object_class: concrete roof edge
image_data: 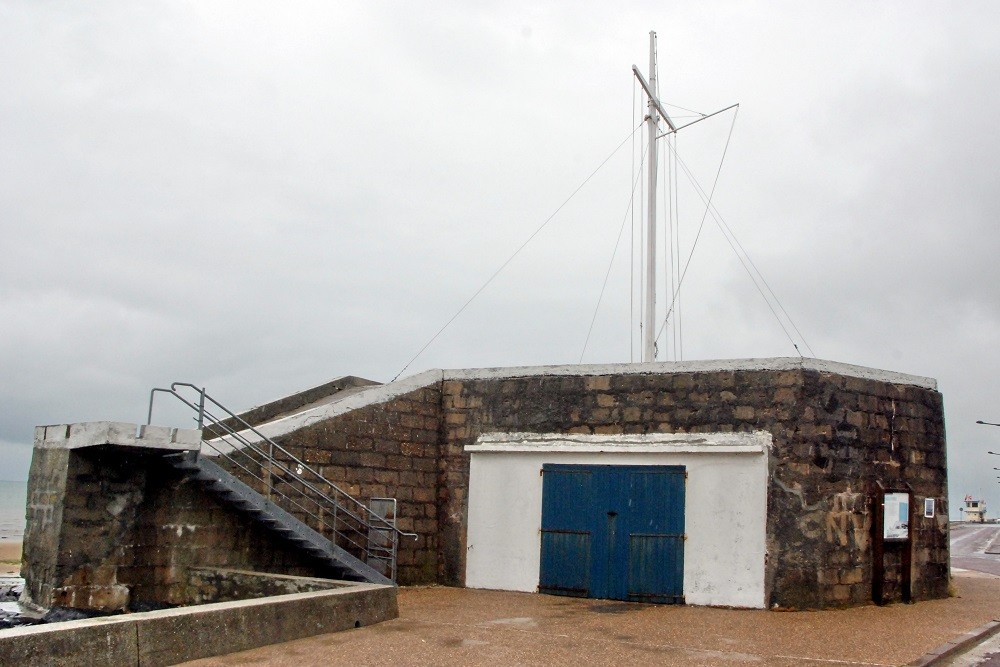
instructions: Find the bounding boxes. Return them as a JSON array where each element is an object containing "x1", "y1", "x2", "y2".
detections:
[
  {"x1": 468, "y1": 430, "x2": 772, "y2": 454},
  {"x1": 435, "y1": 357, "x2": 938, "y2": 390},
  {"x1": 246, "y1": 369, "x2": 444, "y2": 441},
  {"x1": 33, "y1": 421, "x2": 201, "y2": 450},
  {"x1": 235, "y1": 357, "x2": 936, "y2": 442}
]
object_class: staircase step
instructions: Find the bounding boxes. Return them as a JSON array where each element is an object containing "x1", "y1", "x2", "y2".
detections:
[{"x1": 172, "y1": 453, "x2": 393, "y2": 586}]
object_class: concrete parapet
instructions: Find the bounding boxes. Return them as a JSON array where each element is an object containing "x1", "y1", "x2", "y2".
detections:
[
  {"x1": 34, "y1": 422, "x2": 201, "y2": 451},
  {"x1": 0, "y1": 582, "x2": 396, "y2": 667},
  {"x1": 0, "y1": 615, "x2": 137, "y2": 667}
]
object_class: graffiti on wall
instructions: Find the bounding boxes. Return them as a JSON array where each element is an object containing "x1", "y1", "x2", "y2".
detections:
[{"x1": 826, "y1": 487, "x2": 871, "y2": 551}]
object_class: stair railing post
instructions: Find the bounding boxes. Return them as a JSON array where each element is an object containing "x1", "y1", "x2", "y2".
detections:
[
  {"x1": 196, "y1": 387, "x2": 206, "y2": 430},
  {"x1": 391, "y1": 527, "x2": 399, "y2": 582},
  {"x1": 268, "y1": 441, "x2": 274, "y2": 499}
]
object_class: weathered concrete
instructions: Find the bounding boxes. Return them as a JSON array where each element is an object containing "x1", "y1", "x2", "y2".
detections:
[
  {"x1": 34, "y1": 422, "x2": 201, "y2": 451},
  {"x1": 22, "y1": 445, "x2": 345, "y2": 612},
  {"x1": 0, "y1": 582, "x2": 396, "y2": 667},
  {"x1": 184, "y1": 567, "x2": 349, "y2": 604},
  {"x1": 22, "y1": 423, "x2": 204, "y2": 610},
  {"x1": 211, "y1": 375, "x2": 381, "y2": 432},
  {"x1": 0, "y1": 615, "x2": 137, "y2": 666},
  {"x1": 136, "y1": 583, "x2": 396, "y2": 666}
]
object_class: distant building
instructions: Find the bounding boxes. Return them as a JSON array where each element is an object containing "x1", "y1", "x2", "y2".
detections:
[{"x1": 963, "y1": 495, "x2": 987, "y2": 522}]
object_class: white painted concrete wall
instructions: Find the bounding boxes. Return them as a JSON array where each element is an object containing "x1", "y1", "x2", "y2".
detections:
[{"x1": 465, "y1": 432, "x2": 770, "y2": 608}]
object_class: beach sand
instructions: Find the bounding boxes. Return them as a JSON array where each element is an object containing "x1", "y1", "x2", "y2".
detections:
[{"x1": 0, "y1": 540, "x2": 22, "y2": 575}]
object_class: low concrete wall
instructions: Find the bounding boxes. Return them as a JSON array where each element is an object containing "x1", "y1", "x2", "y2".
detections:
[
  {"x1": 0, "y1": 582, "x2": 396, "y2": 667},
  {"x1": 184, "y1": 567, "x2": 349, "y2": 604}
]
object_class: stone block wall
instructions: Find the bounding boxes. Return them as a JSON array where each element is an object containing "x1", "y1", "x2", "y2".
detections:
[
  {"x1": 246, "y1": 362, "x2": 946, "y2": 607},
  {"x1": 22, "y1": 446, "x2": 73, "y2": 608},
  {"x1": 23, "y1": 445, "x2": 342, "y2": 612},
  {"x1": 122, "y1": 455, "x2": 342, "y2": 606},
  {"x1": 433, "y1": 366, "x2": 947, "y2": 608},
  {"x1": 263, "y1": 384, "x2": 442, "y2": 584},
  {"x1": 25, "y1": 359, "x2": 947, "y2": 611}
]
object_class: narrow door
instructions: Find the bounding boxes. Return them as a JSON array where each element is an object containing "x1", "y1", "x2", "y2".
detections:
[
  {"x1": 623, "y1": 467, "x2": 685, "y2": 603},
  {"x1": 539, "y1": 466, "x2": 593, "y2": 596}
]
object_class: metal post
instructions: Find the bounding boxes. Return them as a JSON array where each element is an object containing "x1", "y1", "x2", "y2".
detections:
[
  {"x1": 643, "y1": 30, "x2": 658, "y2": 363},
  {"x1": 196, "y1": 387, "x2": 206, "y2": 430}
]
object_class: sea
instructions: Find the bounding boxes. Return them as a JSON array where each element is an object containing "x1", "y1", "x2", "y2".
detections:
[
  {"x1": 0, "y1": 480, "x2": 27, "y2": 542},
  {"x1": 0, "y1": 481, "x2": 27, "y2": 621}
]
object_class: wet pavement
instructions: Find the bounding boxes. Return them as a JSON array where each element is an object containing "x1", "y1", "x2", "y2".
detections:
[
  {"x1": 935, "y1": 524, "x2": 1000, "y2": 666},
  {"x1": 947, "y1": 631, "x2": 1000, "y2": 667},
  {"x1": 952, "y1": 524, "x2": 1000, "y2": 577},
  {"x1": 180, "y1": 569, "x2": 1000, "y2": 667}
]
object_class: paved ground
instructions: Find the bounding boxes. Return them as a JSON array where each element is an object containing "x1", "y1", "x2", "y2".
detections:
[
  {"x1": 937, "y1": 524, "x2": 1000, "y2": 666},
  {"x1": 952, "y1": 524, "x2": 1000, "y2": 577},
  {"x1": 948, "y1": 631, "x2": 1000, "y2": 667},
  {"x1": 181, "y1": 569, "x2": 1000, "y2": 667}
]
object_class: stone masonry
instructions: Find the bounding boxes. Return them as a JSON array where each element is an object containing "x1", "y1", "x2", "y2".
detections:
[
  {"x1": 24, "y1": 358, "x2": 948, "y2": 611},
  {"x1": 256, "y1": 359, "x2": 948, "y2": 608},
  {"x1": 23, "y1": 426, "x2": 343, "y2": 612}
]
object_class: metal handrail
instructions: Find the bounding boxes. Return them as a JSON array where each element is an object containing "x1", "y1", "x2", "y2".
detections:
[
  {"x1": 173, "y1": 383, "x2": 400, "y2": 532},
  {"x1": 148, "y1": 383, "x2": 417, "y2": 579}
]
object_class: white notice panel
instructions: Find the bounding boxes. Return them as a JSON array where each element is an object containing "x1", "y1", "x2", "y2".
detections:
[{"x1": 884, "y1": 492, "x2": 910, "y2": 541}]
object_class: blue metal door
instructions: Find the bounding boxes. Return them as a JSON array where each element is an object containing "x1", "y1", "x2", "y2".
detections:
[{"x1": 539, "y1": 464, "x2": 685, "y2": 604}]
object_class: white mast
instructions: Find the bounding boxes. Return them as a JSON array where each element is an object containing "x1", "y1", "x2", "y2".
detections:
[
  {"x1": 642, "y1": 31, "x2": 658, "y2": 363},
  {"x1": 632, "y1": 39, "x2": 732, "y2": 364}
]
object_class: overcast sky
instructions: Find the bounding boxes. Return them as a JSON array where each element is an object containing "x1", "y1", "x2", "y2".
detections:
[{"x1": 2, "y1": 1, "x2": 1000, "y2": 518}]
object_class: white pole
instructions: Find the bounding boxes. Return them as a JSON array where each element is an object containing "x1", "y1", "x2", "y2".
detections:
[{"x1": 643, "y1": 31, "x2": 658, "y2": 363}]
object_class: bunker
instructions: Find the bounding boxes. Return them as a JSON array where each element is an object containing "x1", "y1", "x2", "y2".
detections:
[{"x1": 21, "y1": 357, "x2": 947, "y2": 615}]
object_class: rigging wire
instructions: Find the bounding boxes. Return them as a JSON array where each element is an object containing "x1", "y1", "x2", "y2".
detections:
[
  {"x1": 707, "y1": 201, "x2": 816, "y2": 358},
  {"x1": 580, "y1": 144, "x2": 647, "y2": 363},
  {"x1": 654, "y1": 107, "x2": 814, "y2": 357},
  {"x1": 638, "y1": 116, "x2": 646, "y2": 359},
  {"x1": 663, "y1": 131, "x2": 673, "y2": 360},
  {"x1": 663, "y1": 102, "x2": 708, "y2": 117},
  {"x1": 630, "y1": 77, "x2": 637, "y2": 363},
  {"x1": 654, "y1": 106, "x2": 737, "y2": 343},
  {"x1": 392, "y1": 123, "x2": 644, "y2": 382},
  {"x1": 674, "y1": 131, "x2": 683, "y2": 359}
]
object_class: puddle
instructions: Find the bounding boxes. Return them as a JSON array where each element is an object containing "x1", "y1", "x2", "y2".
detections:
[
  {"x1": 484, "y1": 616, "x2": 538, "y2": 628},
  {"x1": 588, "y1": 602, "x2": 648, "y2": 614}
]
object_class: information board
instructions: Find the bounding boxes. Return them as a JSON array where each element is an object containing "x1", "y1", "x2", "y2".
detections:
[{"x1": 883, "y1": 492, "x2": 910, "y2": 541}]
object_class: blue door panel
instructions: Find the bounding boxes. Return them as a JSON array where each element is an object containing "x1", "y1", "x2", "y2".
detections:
[
  {"x1": 539, "y1": 531, "x2": 591, "y2": 596},
  {"x1": 624, "y1": 467, "x2": 685, "y2": 602},
  {"x1": 627, "y1": 534, "x2": 685, "y2": 603},
  {"x1": 539, "y1": 464, "x2": 685, "y2": 604},
  {"x1": 539, "y1": 467, "x2": 592, "y2": 596}
]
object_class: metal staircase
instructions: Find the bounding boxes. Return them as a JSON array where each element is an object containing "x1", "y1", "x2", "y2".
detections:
[{"x1": 149, "y1": 382, "x2": 416, "y2": 585}]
